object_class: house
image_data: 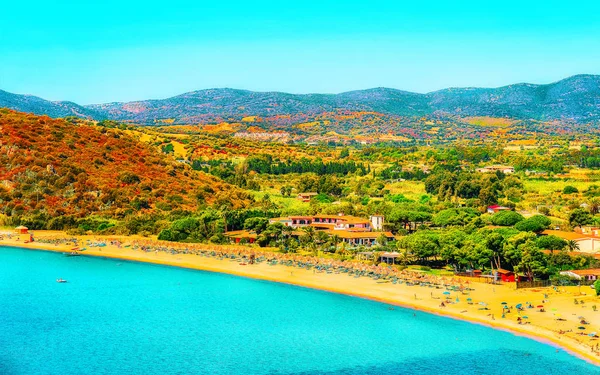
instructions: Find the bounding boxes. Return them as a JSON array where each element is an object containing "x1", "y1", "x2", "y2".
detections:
[
  {"x1": 560, "y1": 269, "x2": 600, "y2": 281},
  {"x1": 487, "y1": 205, "x2": 511, "y2": 214},
  {"x1": 476, "y1": 165, "x2": 515, "y2": 174},
  {"x1": 542, "y1": 230, "x2": 600, "y2": 254},
  {"x1": 265, "y1": 214, "x2": 392, "y2": 247},
  {"x1": 496, "y1": 268, "x2": 515, "y2": 282},
  {"x1": 370, "y1": 215, "x2": 384, "y2": 231},
  {"x1": 224, "y1": 230, "x2": 257, "y2": 244},
  {"x1": 269, "y1": 214, "x2": 375, "y2": 231},
  {"x1": 14, "y1": 226, "x2": 28, "y2": 234},
  {"x1": 297, "y1": 192, "x2": 318, "y2": 202},
  {"x1": 326, "y1": 230, "x2": 395, "y2": 247}
]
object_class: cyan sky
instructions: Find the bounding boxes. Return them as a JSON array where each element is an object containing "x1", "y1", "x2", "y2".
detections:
[{"x1": 2, "y1": 0, "x2": 599, "y2": 104}]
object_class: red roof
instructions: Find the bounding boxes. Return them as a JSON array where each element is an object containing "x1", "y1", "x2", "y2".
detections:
[{"x1": 496, "y1": 268, "x2": 513, "y2": 275}]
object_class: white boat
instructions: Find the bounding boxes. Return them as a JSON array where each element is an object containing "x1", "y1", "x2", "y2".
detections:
[{"x1": 56, "y1": 278, "x2": 67, "y2": 283}]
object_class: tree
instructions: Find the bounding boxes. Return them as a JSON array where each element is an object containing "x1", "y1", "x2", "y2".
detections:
[
  {"x1": 490, "y1": 210, "x2": 524, "y2": 226},
  {"x1": 569, "y1": 208, "x2": 593, "y2": 229},
  {"x1": 595, "y1": 279, "x2": 600, "y2": 296},
  {"x1": 432, "y1": 208, "x2": 478, "y2": 227},
  {"x1": 566, "y1": 239, "x2": 580, "y2": 252},
  {"x1": 502, "y1": 232, "x2": 536, "y2": 269},
  {"x1": 330, "y1": 234, "x2": 341, "y2": 253},
  {"x1": 438, "y1": 229, "x2": 467, "y2": 266},
  {"x1": 517, "y1": 241, "x2": 548, "y2": 280},
  {"x1": 244, "y1": 217, "x2": 269, "y2": 234},
  {"x1": 315, "y1": 231, "x2": 330, "y2": 254},
  {"x1": 536, "y1": 235, "x2": 567, "y2": 253},
  {"x1": 562, "y1": 185, "x2": 579, "y2": 194},
  {"x1": 401, "y1": 231, "x2": 440, "y2": 261},
  {"x1": 376, "y1": 233, "x2": 389, "y2": 248},
  {"x1": 515, "y1": 215, "x2": 551, "y2": 233},
  {"x1": 300, "y1": 226, "x2": 317, "y2": 253}
]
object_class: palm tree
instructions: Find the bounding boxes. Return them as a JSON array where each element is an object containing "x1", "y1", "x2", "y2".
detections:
[
  {"x1": 330, "y1": 234, "x2": 341, "y2": 253},
  {"x1": 337, "y1": 241, "x2": 348, "y2": 256},
  {"x1": 566, "y1": 239, "x2": 580, "y2": 252},
  {"x1": 315, "y1": 231, "x2": 330, "y2": 254},
  {"x1": 396, "y1": 241, "x2": 416, "y2": 266},
  {"x1": 300, "y1": 226, "x2": 317, "y2": 253}
]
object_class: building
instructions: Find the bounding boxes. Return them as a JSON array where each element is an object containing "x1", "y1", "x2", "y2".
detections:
[
  {"x1": 370, "y1": 215, "x2": 384, "y2": 231},
  {"x1": 270, "y1": 214, "x2": 374, "y2": 231},
  {"x1": 476, "y1": 165, "x2": 515, "y2": 174},
  {"x1": 14, "y1": 226, "x2": 28, "y2": 234},
  {"x1": 496, "y1": 268, "x2": 515, "y2": 282},
  {"x1": 324, "y1": 230, "x2": 395, "y2": 247},
  {"x1": 267, "y1": 214, "x2": 392, "y2": 247},
  {"x1": 560, "y1": 269, "x2": 600, "y2": 281},
  {"x1": 297, "y1": 192, "x2": 318, "y2": 202},
  {"x1": 487, "y1": 205, "x2": 511, "y2": 214},
  {"x1": 224, "y1": 230, "x2": 257, "y2": 244},
  {"x1": 542, "y1": 230, "x2": 600, "y2": 254}
]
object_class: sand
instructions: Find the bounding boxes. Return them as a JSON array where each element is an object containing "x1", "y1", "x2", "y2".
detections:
[{"x1": 2, "y1": 231, "x2": 600, "y2": 366}]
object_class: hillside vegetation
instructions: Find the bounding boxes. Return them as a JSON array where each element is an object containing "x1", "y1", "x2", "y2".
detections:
[{"x1": 0, "y1": 110, "x2": 251, "y2": 230}]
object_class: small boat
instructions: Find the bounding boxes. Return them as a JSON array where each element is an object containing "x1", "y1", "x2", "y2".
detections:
[{"x1": 56, "y1": 278, "x2": 67, "y2": 283}]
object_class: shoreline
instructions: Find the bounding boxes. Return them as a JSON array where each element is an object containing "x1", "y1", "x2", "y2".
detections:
[{"x1": 2, "y1": 236, "x2": 600, "y2": 366}]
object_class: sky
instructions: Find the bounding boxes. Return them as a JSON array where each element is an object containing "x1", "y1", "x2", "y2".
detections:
[{"x1": 1, "y1": 0, "x2": 600, "y2": 104}]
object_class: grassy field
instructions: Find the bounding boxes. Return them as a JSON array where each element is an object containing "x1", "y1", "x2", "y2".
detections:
[
  {"x1": 523, "y1": 179, "x2": 597, "y2": 195},
  {"x1": 252, "y1": 190, "x2": 310, "y2": 214},
  {"x1": 385, "y1": 180, "x2": 428, "y2": 201}
]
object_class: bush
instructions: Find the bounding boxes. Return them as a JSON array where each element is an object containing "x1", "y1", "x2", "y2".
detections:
[{"x1": 563, "y1": 185, "x2": 579, "y2": 194}]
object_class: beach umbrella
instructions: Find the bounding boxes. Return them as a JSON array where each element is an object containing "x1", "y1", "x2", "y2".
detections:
[
  {"x1": 578, "y1": 326, "x2": 586, "y2": 330},
  {"x1": 537, "y1": 305, "x2": 544, "y2": 308},
  {"x1": 551, "y1": 308, "x2": 558, "y2": 312},
  {"x1": 589, "y1": 332, "x2": 597, "y2": 337},
  {"x1": 516, "y1": 303, "x2": 523, "y2": 309},
  {"x1": 467, "y1": 298, "x2": 472, "y2": 301},
  {"x1": 578, "y1": 316, "x2": 585, "y2": 320},
  {"x1": 501, "y1": 302, "x2": 508, "y2": 305},
  {"x1": 443, "y1": 291, "x2": 451, "y2": 295},
  {"x1": 522, "y1": 316, "x2": 529, "y2": 319}
]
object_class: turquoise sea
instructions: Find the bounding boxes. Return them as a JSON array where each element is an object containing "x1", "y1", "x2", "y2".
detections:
[{"x1": 0, "y1": 246, "x2": 598, "y2": 375}]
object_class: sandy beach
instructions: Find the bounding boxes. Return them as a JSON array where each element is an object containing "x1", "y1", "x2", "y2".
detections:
[{"x1": 2, "y1": 231, "x2": 600, "y2": 366}]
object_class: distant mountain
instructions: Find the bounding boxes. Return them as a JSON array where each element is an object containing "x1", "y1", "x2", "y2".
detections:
[
  {"x1": 2, "y1": 75, "x2": 600, "y2": 124},
  {"x1": 0, "y1": 90, "x2": 104, "y2": 120}
]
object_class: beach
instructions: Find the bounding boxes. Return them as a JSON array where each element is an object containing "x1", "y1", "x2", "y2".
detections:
[{"x1": 2, "y1": 231, "x2": 600, "y2": 366}]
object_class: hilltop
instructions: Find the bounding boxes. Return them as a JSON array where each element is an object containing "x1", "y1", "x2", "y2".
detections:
[
  {"x1": 0, "y1": 109, "x2": 252, "y2": 229},
  {"x1": 1, "y1": 75, "x2": 599, "y2": 125}
]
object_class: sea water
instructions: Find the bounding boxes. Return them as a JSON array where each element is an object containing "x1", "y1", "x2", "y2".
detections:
[{"x1": 0, "y1": 246, "x2": 598, "y2": 375}]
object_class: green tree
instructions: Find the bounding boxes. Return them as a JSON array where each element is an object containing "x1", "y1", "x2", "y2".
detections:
[
  {"x1": 490, "y1": 210, "x2": 524, "y2": 226},
  {"x1": 569, "y1": 208, "x2": 593, "y2": 229},
  {"x1": 517, "y1": 241, "x2": 548, "y2": 280},
  {"x1": 536, "y1": 235, "x2": 567, "y2": 252},
  {"x1": 515, "y1": 215, "x2": 551, "y2": 233}
]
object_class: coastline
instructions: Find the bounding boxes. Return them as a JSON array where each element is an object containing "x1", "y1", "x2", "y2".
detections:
[{"x1": 2, "y1": 235, "x2": 600, "y2": 366}]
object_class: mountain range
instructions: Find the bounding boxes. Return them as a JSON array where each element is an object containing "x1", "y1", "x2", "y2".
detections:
[{"x1": 1, "y1": 74, "x2": 599, "y2": 125}]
